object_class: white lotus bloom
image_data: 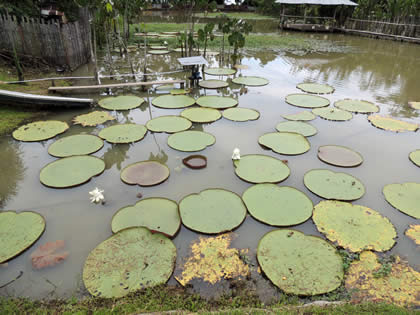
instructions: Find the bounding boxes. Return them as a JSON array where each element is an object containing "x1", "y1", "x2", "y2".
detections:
[
  {"x1": 89, "y1": 187, "x2": 105, "y2": 204},
  {"x1": 232, "y1": 148, "x2": 241, "y2": 160}
]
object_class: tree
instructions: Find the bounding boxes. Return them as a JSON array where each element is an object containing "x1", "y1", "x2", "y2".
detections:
[{"x1": 228, "y1": 19, "x2": 252, "y2": 65}]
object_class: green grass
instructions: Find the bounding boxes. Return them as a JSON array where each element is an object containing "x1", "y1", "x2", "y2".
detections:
[
  {"x1": 0, "y1": 107, "x2": 42, "y2": 136},
  {"x1": 195, "y1": 12, "x2": 276, "y2": 20}
]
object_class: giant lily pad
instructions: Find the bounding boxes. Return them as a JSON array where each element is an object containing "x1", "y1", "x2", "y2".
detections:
[
  {"x1": 297, "y1": 83, "x2": 334, "y2": 94},
  {"x1": 318, "y1": 145, "x2": 363, "y2": 167},
  {"x1": 345, "y1": 251, "x2": 420, "y2": 307},
  {"x1": 0, "y1": 211, "x2": 45, "y2": 263},
  {"x1": 257, "y1": 229, "x2": 343, "y2": 296},
  {"x1": 312, "y1": 107, "x2": 353, "y2": 121},
  {"x1": 40, "y1": 156, "x2": 105, "y2": 188},
  {"x1": 146, "y1": 116, "x2": 192, "y2": 133},
  {"x1": 234, "y1": 154, "x2": 290, "y2": 184},
  {"x1": 232, "y1": 76, "x2": 269, "y2": 86},
  {"x1": 313, "y1": 200, "x2": 396, "y2": 252},
  {"x1": 259, "y1": 132, "x2": 310, "y2": 155},
  {"x1": 368, "y1": 115, "x2": 419, "y2": 132},
  {"x1": 408, "y1": 150, "x2": 420, "y2": 167},
  {"x1": 180, "y1": 107, "x2": 221, "y2": 123},
  {"x1": 222, "y1": 108, "x2": 260, "y2": 122},
  {"x1": 73, "y1": 111, "x2": 116, "y2": 127},
  {"x1": 121, "y1": 161, "x2": 169, "y2": 187},
  {"x1": 111, "y1": 198, "x2": 180, "y2": 237},
  {"x1": 282, "y1": 111, "x2": 316, "y2": 121},
  {"x1": 152, "y1": 95, "x2": 195, "y2": 109},
  {"x1": 304, "y1": 169, "x2": 365, "y2": 201},
  {"x1": 275, "y1": 121, "x2": 317, "y2": 137},
  {"x1": 204, "y1": 68, "x2": 236, "y2": 76},
  {"x1": 198, "y1": 79, "x2": 229, "y2": 89},
  {"x1": 179, "y1": 189, "x2": 247, "y2": 234},
  {"x1": 167, "y1": 131, "x2": 215, "y2": 152},
  {"x1": 285, "y1": 94, "x2": 330, "y2": 108},
  {"x1": 383, "y1": 183, "x2": 420, "y2": 218},
  {"x1": 83, "y1": 227, "x2": 176, "y2": 298},
  {"x1": 48, "y1": 135, "x2": 104, "y2": 157},
  {"x1": 335, "y1": 99, "x2": 379, "y2": 114},
  {"x1": 408, "y1": 101, "x2": 420, "y2": 110},
  {"x1": 98, "y1": 124, "x2": 147, "y2": 144},
  {"x1": 196, "y1": 95, "x2": 238, "y2": 109},
  {"x1": 405, "y1": 224, "x2": 420, "y2": 245},
  {"x1": 243, "y1": 184, "x2": 313, "y2": 226},
  {"x1": 98, "y1": 95, "x2": 145, "y2": 110},
  {"x1": 12, "y1": 121, "x2": 69, "y2": 142}
]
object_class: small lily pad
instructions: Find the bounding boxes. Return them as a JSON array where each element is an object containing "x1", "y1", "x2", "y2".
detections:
[
  {"x1": 383, "y1": 183, "x2": 420, "y2": 218},
  {"x1": 368, "y1": 115, "x2": 419, "y2": 132},
  {"x1": 48, "y1": 135, "x2": 104, "y2": 157},
  {"x1": 167, "y1": 131, "x2": 215, "y2": 152},
  {"x1": 152, "y1": 95, "x2": 195, "y2": 109},
  {"x1": 204, "y1": 68, "x2": 236, "y2": 76},
  {"x1": 312, "y1": 107, "x2": 353, "y2": 121},
  {"x1": 297, "y1": 83, "x2": 334, "y2": 94},
  {"x1": 182, "y1": 155, "x2": 207, "y2": 169},
  {"x1": 146, "y1": 116, "x2": 192, "y2": 133},
  {"x1": 285, "y1": 94, "x2": 330, "y2": 108},
  {"x1": 259, "y1": 132, "x2": 310, "y2": 155},
  {"x1": 408, "y1": 101, "x2": 420, "y2": 110},
  {"x1": 181, "y1": 107, "x2": 221, "y2": 123},
  {"x1": 12, "y1": 121, "x2": 69, "y2": 142},
  {"x1": 222, "y1": 108, "x2": 260, "y2": 122},
  {"x1": 98, "y1": 95, "x2": 145, "y2": 110},
  {"x1": 199, "y1": 79, "x2": 229, "y2": 89},
  {"x1": 196, "y1": 95, "x2": 238, "y2": 109},
  {"x1": 148, "y1": 50, "x2": 170, "y2": 55},
  {"x1": 282, "y1": 111, "x2": 316, "y2": 121},
  {"x1": 335, "y1": 99, "x2": 379, "y2": 114},
  {"x1": 98, "y1": 124, "x2": 147, "y2": 144},
  {"x1": 405, "y1": 224, "x2": 420, "y2": 245},
  {"x1": 243, "y1": 184, "x2": 313, "y2": 226},
  {"x1": 0, "y1": 211, "x2": 46, "y2": 263},
  {"x1": 121, "y1": 161, "x2": 170, "y2": 187},
  {"x1": 234, "y1": 154, "x2": 290, "y2": 184},
  {"x1": 232, "y1": 76, "x2": 269, "y2": 86},
  {"x1": 170, "y1": 89, "x2": 190, "y2": 95},
  {"x1": 73, "y1": 111, "x2": 116, "y2": 126},
  {"x1": 409, "y1": 150, "x2": 420, "y2": 167},
  {"x1": 40, "y1": 156, "x2": 105, "y2": 188},
  {"x1": 304, "y1": 169, "x2": 365, "y2": 201},
  {"x1": 149, "y1": 45, "x2": 167, "y2": 50},
  {"x1": 275, "y1": 121, "x2": 317, "y2": 137},
  {"x1": 318, "y1": 145, "x2": 363, "y2": 167},
  {"x1": 313, "y1": 200, "x2": 396, "y2": 252},
  {"x1": 111, "y1": 198, "x2": 180, "y2": 237},
  {"x1": 179, "y1": 189, "x2": 247, "y2": 234}
]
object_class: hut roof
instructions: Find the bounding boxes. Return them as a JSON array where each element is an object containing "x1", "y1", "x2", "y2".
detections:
[{"x1": 275, "y1": 0, "x2": 358, "y2": 6}]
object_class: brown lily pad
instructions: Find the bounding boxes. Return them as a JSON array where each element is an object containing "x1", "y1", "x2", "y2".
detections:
[
  {"x1": 317, "y1": 145, "x2": 363, "y2": 168},
  {"x1": 121, "y1": 161, "x2": 170, "y2": 187},
  {"x1": 182, "y1": 155, "x2": 207, "y2": 169}
]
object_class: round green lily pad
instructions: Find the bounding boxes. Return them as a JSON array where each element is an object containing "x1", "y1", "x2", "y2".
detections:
[
  {"x1": 285, "y1": 94, "x2": 330, "y2": 108},
  {"x1": 149, "y1": 45, "x2": 167, "y2": 50},
  {"x1": 146, "y1": 116, "x2": 192, "y2": 133},
  {"x1": 167, "y1": 131, "x2": 215, "y2": 152},
  {"x1": 335, "y1": 99, "x2": 379, "y2": 114},
  {"x1": 204, "y1": 68, "x2": 236, "y2": 76},
  {"x1": 312, "y1": 107, "x2": 353, "y2": 121},
  {"x1": 318, "y1": 145, "x2": 363, "y2": 168},
  {"x1": 170, "y1": 89, "x2": 190, "y2": 95},
  {"x1": 409, "y1": 150, "x2": 420, "y2": 167},
  {"x1": 282, "y1": 111, "x2": 316, "y2": 121},
  {"x1": 196, "y1": 95, "x2": 238, "y2": 109},
  {"x1": 259, "y1": 132, "x2": 310, "y2": 155},
  {"x1": 83, "y1": 227, "x2": 176, "y2": 298},
  {"x1": 243, "y1": 184, "x2": 313, "y2": 226},
  {"x1": 180, "y1": 107, "x2": 221, "y2": 123},
  {"x1": 98, "y1": 95, "x2": 145, "y2": 110},
  {"x1": 198, "y1": 80, "x2": 229, "y2": 89},
  {"x1": 40, "y1": 156, "x2": 105, "y2": 188},
  {"x1": 232, "y1": 76, "x2": 269, "y2": 86},
  {"x1": 179, "y1": 189, "x2": 247, "y2": 234},
  {"x1": 148, "y1": 50, "x2": 170, "y2": 55},
  {"x1": 383, "y1": 183, "x2": 420, "y2": 219},
  {"x1": 48, "y1": 134, "x2": 104, "y2": 157},
  {"x1": 408, "y1": 101, "x2": 420, "y2": 110},
  {"x1": 98, "y1": 124, "x2": 147, "y2": 144},
  {"x1": 121, "y1": 161, "x2": 170, "y2": 187},
  {"x1": 73, "y1": 111, "x2": 116, "y2": 127},
  {"x1": 234, "y1": 154, "x2": 290, "y2": 184},
  {"x1": 275, "y1": 121, "x2": 317, "y2": 137},
  {"x1": 112, "y1": 198, "x2": 180, "y2": 237},
  {"x1": 257, "y1": 229, "x2": 343, "y2": 296},
  {"x1": 297, "y1": 83, "x2": 334, "y2": 94},
  {"x1": 152, "y1": 95, "x2": 195, "y2": 109},
  {"x1": 12, "y1": 120, "x2": 69, "y2": 142},
  {"x1": 0, "y1": 211, "x2": 46, "y2": 263},
  {"x1": 368, "y1": 115, "x2": 419, "y2": 132},
  {"x1": 222, "y1": 108, "x2": 260, "y2": 122},
  {"x1": 304, "y1": 169, "x2": 365, "y2": 201},
  {"x1": 313, "y1": 200, "x2": 397, "y2": 252}
]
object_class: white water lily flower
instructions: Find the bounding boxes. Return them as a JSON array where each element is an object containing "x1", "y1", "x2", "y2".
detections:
[
  {"x1": 232, "y1": 148, "x2": 241, "y2": 160},
  {"x1": 89, "y1": 187, "x2": 105, "y2": 204}
]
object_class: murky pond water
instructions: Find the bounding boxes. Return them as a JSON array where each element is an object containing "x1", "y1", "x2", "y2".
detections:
[{"x1": 1, "y1": 33, "x2": 419, "y2": 301}]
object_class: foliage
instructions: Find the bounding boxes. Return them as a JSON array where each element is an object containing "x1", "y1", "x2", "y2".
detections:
[
  {"x1": 353, "y1": 0, "x2": 420, "y2": 20},
  {"x1": 227, "y1": 19, "x2": 253, "y2": 65},
  {"x1": 373, "y1": 255, "x2": 396, "y2": 278}
]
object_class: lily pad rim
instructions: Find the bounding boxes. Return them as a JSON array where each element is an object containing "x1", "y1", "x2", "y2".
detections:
[
  {"x1": 408, "y1": 150, "x2": 420, "y2": 167},
  {"x1": 382, "y1": 182, "x2": 420, "y2": 219},
  {"x1": 334, "y1": 98, "x2": 380, "y2": 114},
  {"x1": 222, "y1": 108, "x2": 261, "y2": 122},
  {"x1": 196, "y1": 95, "x2": 239, "y2": 109},
  {"x1": 232, "y1": 76, "x2": 269, "y2": 87},
  {"x1": 285, "y1": 93, "x2": 330, "y2": 108},
  {"x1": 296, "y1": 82, "x2": 335, "y2": 95},
  {"x1": 204, "y1": 67, "x2": 237, "y2": 76},
  {"x1": 47, "y1": 134, "x2": 104, "y2": 158},
  {"x1": 98, "y1": 123, "x2": 148, "y2": 144},
  {"x1": 167, "y1": 130, "x2": 216, "y2": 152},
  {"x1": 275, "y1": 121, "x2": 318, "y2": 137},
  {"x1": 146, "y1": 115, "x2": 193, "y2": 133},
  {"x1": 151, "y1": 95, "x2": 196, "y2": 109},
  {"x1": 198, "y1": 79, "x2": 229, "y2": 89},
  {"x1": 312, "y1": 107, "x2": 353, "y2": 121},
  {"x1": 120, "y1": 161, "x2": 170, "y2": 187},
  {"x1": 180, "y1": 107, "x2": 223, "y2": 123},
  {"x1": 367, "y1": 114, "x2": 419, "y2": 132},
  {"x1": 317, "y1": 144, "x2": 364, "y2": 168},
  {"x1": 98, "y1": 95, "x2": 146, "y2": 111},
  {"x1": 258, "y1": 131, "x2": 311, "y2": 156},
  {"x1": 12, "y1": 120, "x2": 70, "y2": 142},
  {"x1": 182, "y1": 154, "x2": 208, "y2": 169}
]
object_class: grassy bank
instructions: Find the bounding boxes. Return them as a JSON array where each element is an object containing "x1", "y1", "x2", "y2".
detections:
[{"x1": 195, "y1": 12, "x2": 276, "y2": 20}]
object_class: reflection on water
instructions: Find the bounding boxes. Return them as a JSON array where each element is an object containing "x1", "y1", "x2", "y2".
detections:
[{"x1": 103, "y1": 144, "x2": 130, "y2": 171}]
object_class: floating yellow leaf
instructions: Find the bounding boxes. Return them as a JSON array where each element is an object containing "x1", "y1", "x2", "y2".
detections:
[{"x1": 405, "y1": 224, "x2": 420, "y2": 245}]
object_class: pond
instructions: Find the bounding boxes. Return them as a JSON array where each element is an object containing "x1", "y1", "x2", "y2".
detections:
[{"x1": 0, "y1": 33, "x2": 419, "y2": 301}]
